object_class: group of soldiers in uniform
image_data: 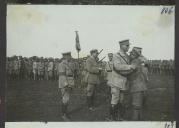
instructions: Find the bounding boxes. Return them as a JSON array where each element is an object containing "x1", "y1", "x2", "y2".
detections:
[
  {"x1": 6, "y1": 40, "x2": 174, "y2": 121},
  {"x1": 6, "y1": 55, "x2": 174, "y2": 82},
  {"x1": 6, "y1": 56, "x2": 69, "y2": 81},
  {"x1": 57, "y1": 39, "x2": 150, "y2": 121},
  {"x1": 147, "y1": 60, "x2": 174, "y2": 75}
]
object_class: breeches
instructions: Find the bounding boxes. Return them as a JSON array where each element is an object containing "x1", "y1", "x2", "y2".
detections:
[
  {"x1": 61, "y1": 87, "x2": 72, "y2": 104},
  {"x1": 48, "y1": 71, "x2": 53, "y2": 77},
  {"x1": 111, "y1": 86, "x2": 125, "y2": 105},
  {"x1": 87, "y1": 84, "x2": 96, "y2": 97},
  {"x1": 33, "y1": 69, "x2": 37, "y2": 74},
  {"x1": 132, "y1": 91, "x2": 145, "y2": 109}
]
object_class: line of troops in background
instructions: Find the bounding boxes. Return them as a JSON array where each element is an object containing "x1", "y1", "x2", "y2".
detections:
[
  {"x1": 6, "y1": 55, "x2": 174, "y2": 81},
  {"x1": 6, "y1": 56, "x2": 78, "y2": 81}
]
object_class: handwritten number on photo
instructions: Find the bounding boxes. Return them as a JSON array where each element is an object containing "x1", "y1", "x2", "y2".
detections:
[{"x1": 161, "y1": 7, "x2": 174, "y2": 14}]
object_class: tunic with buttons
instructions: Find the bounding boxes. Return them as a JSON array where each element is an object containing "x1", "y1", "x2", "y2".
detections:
[
  {"x1": 129, "y1": 57, "x2": 148, "y2": 93},
  {"x1": 58, "y1": 60, "x2": 75, "y2": 89},
  {"x1": 85, "y1": 56, "x2": 100, "y2": 85},
  {"x1": 108, "y1": 50, "x2": 133, "y2": 90},
  {"x1": 105, "y1": 60, "x2": 113, "y2": 84}
]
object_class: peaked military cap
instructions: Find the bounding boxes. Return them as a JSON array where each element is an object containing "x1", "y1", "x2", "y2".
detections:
[
  {"x1": 108, "y1": 53, "x2": 113, "y2": 56},
  {"x1": 133, "y1": 47, "x2": 142, "y2": 51},
  {"x1": 62, "y1": 52, "x2": 71, "y2": 57},
  {"x1": 132, "y1": 47, "x2": 142, "y2": 55},
  {"x1": 90, "y1": 49, "x2": 98, "y2": 55},
  {"x1": 119, "y1": 39, "x2": 130, "y2": 45}
]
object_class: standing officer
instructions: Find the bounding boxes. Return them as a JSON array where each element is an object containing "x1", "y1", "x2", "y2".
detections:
[
  {"x1": 13, "y1": 56, "x2": 19, "y2": 80},
  {"x1": 129, "y1": 47, "x2": 148, "y2": 120},
  {"x1": 39, "y1": 58, "x2": 45, "y2": 80},
  {"x1": 32, "y1": 58, "x2": 38, "y2": 80},
  {"x1": 85, "y1": 49, "x2": 102, "y2": 110},
  {"x1": 54, "y1": 58, "x2": 59, "y2": 81},
  {"x1": 58, "y1": 52, "x2": 75, "y2": 121},
  {"x1": 105, "y1": 53, "x2": 113, "y2": 103},
  {"x1": 48, "y1": 58, "x2": 54, "y2": 81},
  {"x1": 27, "y1": 58, "x2": 33, "y2": 80},
  {"x1": 82, "y1": 55, "x2": 90, "y2": 88},
  {"x1": 105, "y1": 53, "x2": 113, "y2": 86},
  {"x1": 108, "y1": 40, "x2": 135, "y2": 120},
  {"x1": 44, "y1": 58, "x2": 49, "y2": 80}
]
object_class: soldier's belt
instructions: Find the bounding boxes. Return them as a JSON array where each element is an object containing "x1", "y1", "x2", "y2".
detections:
[
  {"x1": 107, "y1": 70, "x2": 112, "y2": 72},
  {"x1": 113, "y1": 68, "x2": 128, "y2": 77}
]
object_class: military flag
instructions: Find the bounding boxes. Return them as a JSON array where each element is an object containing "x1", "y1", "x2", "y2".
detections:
[{"x1": 75, "y1": 31, "x2": 81, "y2": 52}]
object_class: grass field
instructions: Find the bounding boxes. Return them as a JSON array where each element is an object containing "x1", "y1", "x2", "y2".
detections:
[{"x1": 5, "y1": 74, "x2": 175, "y2": 121}]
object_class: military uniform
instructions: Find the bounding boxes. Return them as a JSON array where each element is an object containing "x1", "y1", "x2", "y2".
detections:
[
  {"x1": 108, "y1": 50, "x2": 133, "y2": 103},
  {"x1": 44, "y1": 59, "x2": 49, "y2": 80},
  {"x1": 105, "y1": 53, "x2": 113, "y2": 86},
  {"x1": 107, "y1": 40, "x2": 134, "y2": 120},
  {"x1": 9, "y1": 58, "x2": 13, "y2": 80},
  {"x1": 18, "y1": 57, "x2": 25, "y2": 80},
  {"x1": 7, "y1": 58, "x2": 11, "y2": 80},
  {"x1": 105, "y1": 61, "x2": 113, "y2": 81},
  {"x1": 33, "y1": 60, "x2": 38, "y2": 80},
  {"x1": 23, "y1": 58, "x2": 28, "y2": 80},
  {"x1": 37, "y1": 60, "x2": 41, "y2": 80},
  {"x1": 85, "y1": 49, "x2": 101, "y2": 109},
  {"x1": 39, "y1": 60, "x2": 45, "y2": 80},
  {"x1": 129, "y1": 47, "x2": 148, "y2": 121},
  {"x1": 48, "y1": 60, "x2": 54, "y2": 80},
  {"x1": 58, "y1": 52, "x2": 75, "y2": 121},
  {"x1": 81, "y1": 60, "x2": 88, "y2": 89},
  {"x1": 54, "y1": 59, "x2": 60, "y2": 81},
  {"x1": 13, "y1": 58, "x2": 19, "y2": 80},
  {"x1": 27, "y1": 59, "x2": 33, "y2": 80}
]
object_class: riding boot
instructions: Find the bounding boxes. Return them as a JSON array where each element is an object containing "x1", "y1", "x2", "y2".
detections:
[
  {"x1": 61, "y1": 103, "x2": 70, "y2": 121},
  {"x1": 112, "y1": 105, "x2": 117, "y2": 121},
  {"x1": 87, "y1": 96, "x2": 92, "y2": 108},
  {"x1": 118, "y1": 103, "x2": 125, "y2": 120},
  {"x1": 91, "y1": 94, "x2": 95, "y2": 107},
  {"x1": 132, "y1": 108, "x2": 140, "y2": 121}
]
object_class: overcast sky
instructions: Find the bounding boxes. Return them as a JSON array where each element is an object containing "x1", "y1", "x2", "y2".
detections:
[{"x1": 7, "y1": 5, "x2": 175, "y2": 60}]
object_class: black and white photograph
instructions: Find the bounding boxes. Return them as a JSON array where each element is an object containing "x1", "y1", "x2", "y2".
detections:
[{"x1": 4, "y1": 1, "x2": 175, "y2": 128}]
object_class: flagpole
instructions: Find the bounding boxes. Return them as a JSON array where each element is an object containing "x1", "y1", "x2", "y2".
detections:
[
  {"x1": 75, "y1": 31, "x2": 81, "y2": 88},
  {"x1": 78, "y1": 50, "x2": 79, "y2": 64},
  {"x1": 75, "y1": 31, "x2": 80, "y2": 67}
]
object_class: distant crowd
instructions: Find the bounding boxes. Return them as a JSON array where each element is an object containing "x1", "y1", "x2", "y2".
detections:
[
  {"x1": 6, "y1": 55, "x2": 174, "y2": 81},
  {"x1": 147, "y1": 60, "x2": 174, "y2": 75}
]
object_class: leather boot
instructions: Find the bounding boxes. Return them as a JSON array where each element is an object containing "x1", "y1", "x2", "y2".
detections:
[
  {"x1": 91, "y1": 94, "x2": 95, "y2": 107},
  {"x1": 108, "y1": 105, "x2": 118, "y2": 121},
  {"x1": 87, "y1": 96, "x2": 91, "y2": 108},
  {"x1": 132, "y1": 109, "x2": 140, "y2": 121},
  {"x1": 118, "y1": 103, "x2": 125, "y2": 120},
  {"x1": 61, "y1": 103, "x2": 70, "y2": 121}
]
